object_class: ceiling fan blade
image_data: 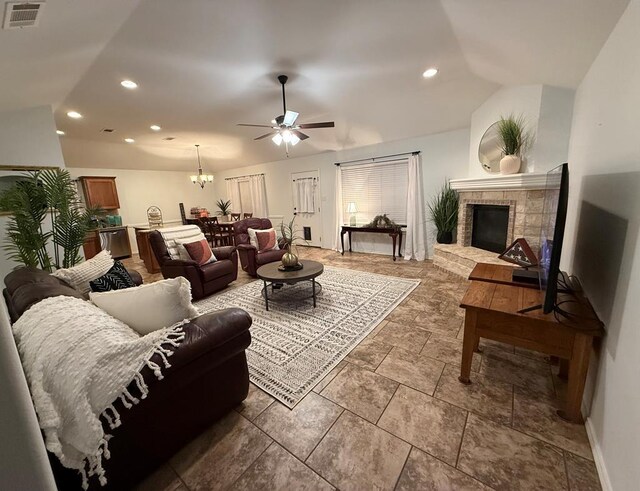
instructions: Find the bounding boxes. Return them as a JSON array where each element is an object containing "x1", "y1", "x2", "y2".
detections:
[
  {"x1": 283, "y1": 110, "x2": 299, "y2": 126},
  {"x1": 238, "y1": 123, "x2": 274, "y2": 128},
  {"x1": 254, "y1": 131, "x2": 278, "y2": 140},
  {"x1": 292, "y1": 130, "x2": 309, "y2": 141},
  {"x1": 297, "y1": 121, "x2": 335, "y2": 129}
]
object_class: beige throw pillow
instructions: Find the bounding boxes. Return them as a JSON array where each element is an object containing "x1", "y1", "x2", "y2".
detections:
[
  {"x1": 52, "y1": 250, "x2": 114, "y2": 295},
  {"x1": 89, "y1": 277, "x2": 199, "y2": 335}
]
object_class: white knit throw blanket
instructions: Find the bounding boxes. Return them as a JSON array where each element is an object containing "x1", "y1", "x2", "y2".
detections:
[{"x1": 12, "y1": 296, "x2": 186, "y2": 489}]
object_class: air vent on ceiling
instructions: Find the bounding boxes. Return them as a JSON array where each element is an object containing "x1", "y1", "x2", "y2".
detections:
[
  {"x1": 162, "y1": 137, "x2": 176, "y2": 141},
  {"x1": 3, "y1": 1, "x2": 45, "y2": 29},
  {"x1": 101, "y1": 128, "x2": 115, "y2": 133}
]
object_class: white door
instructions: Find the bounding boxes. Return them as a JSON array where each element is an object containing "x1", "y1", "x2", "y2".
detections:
[{"x1": 291, "y1": 170, "x2": 322, "y2": 247}]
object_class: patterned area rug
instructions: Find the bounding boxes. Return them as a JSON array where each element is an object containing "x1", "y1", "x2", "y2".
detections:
[{"x1": 195, "y1": 266, "x2": 419, "y2": 407}]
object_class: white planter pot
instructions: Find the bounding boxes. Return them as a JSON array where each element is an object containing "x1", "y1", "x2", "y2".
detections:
[{"x1": 500, "y1": 155, "x2": 521, "y2": 174}]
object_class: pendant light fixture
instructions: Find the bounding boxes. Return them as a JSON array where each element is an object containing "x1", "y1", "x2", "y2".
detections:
[{"x1": 190, "y1": 144, "x2": 214, "y2": 189}]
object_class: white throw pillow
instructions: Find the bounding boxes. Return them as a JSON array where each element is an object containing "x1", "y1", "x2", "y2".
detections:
[
  {"x1": 52, "y1": 250, "x2": 114, "y2": 295},
  {"x1": 89, "y1": 277, "x2": 199, "y2": 335},
  {"x1": 247, "y1": 227, "x2": 279, "y2": 251}
]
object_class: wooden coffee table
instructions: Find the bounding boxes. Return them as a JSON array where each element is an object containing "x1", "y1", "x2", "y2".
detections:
[{"x1": 256, "y1": 260, "x2": 324, "y2": 311}]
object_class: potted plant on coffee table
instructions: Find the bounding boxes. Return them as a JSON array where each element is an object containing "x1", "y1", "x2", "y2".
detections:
[
  {"x1": 497, "y1": 114, "x2": 533, "y2": 175},
  {"x1": 280, "y1": 216, "x2": 304, "y2": 269},
  {"x1": 428, "y1": 181, "x2": 458, "y2": 244}
]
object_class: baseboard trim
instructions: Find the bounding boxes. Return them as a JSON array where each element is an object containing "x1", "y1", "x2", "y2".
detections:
[{"x1": 583, "y1": 415, "x2": 612, "y2": 491}]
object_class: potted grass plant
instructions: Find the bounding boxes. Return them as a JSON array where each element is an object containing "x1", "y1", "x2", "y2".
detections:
[
  {"x1": 280, "y1": 216, "x2": 304, "y2": 268},
  {"x1": 216, "y1": 199, "x2": 232, "y2": 221},
  {"x1": 428, "y1": 181, "x2": 459, "y2": 244},
  {"x1": 497, "y1": 114, "x2": 533, "y2": 175}
]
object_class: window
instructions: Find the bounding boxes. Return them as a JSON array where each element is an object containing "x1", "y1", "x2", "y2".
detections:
[{"x1": 340, "y1": 160, "x2": 408, "y2": 225}]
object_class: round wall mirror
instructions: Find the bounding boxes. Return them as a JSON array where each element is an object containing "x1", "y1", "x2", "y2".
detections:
[{"x1": 478, "y1": 121, "x2": 502, "y2": 174}]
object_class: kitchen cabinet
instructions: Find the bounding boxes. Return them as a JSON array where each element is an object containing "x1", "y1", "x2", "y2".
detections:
[
  {"x1": 80, "y1": 176, "x2": 120, "y2": 210},
  {"x1": 82, "y1": 231, "x2": 101, "y2": 260},
  {"x1": 135, "y1": 227, "x2": 161, "y2": 274}
]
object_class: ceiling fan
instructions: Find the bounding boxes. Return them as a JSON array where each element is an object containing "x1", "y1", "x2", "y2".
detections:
[{"x1": 238, "y1": 75, "x2": 334, "y2": 156}]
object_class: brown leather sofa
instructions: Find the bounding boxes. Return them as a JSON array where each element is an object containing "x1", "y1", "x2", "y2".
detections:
[
  {"x1": 149, "y1": 230, "x2": 238, "y2": 299},
  {"x1": 234, "y1": 218, "x2": 286, "y2": 276},
  {"x1": 3, "y1": 267, "x2": 252, "y2": 490}
]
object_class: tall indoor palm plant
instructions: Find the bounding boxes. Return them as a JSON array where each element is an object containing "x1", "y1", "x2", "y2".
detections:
[
  {"x1": 0, "y1": 168, "x2": 102, "y2": 271},
  {"x1": 428, "y1": 181, "x2": 459, "y2": 244}
]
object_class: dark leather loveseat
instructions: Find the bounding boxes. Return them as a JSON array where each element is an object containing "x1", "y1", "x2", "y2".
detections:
[
  {"x1": 234, "y1": 218, "x2": 287, "y2": 276},
  {"x1": 3, "y1": 267, "x2": 252, "y2": 490},
  {"x1": 149, "y1": 230, "x2": 238, "y2": 299}
]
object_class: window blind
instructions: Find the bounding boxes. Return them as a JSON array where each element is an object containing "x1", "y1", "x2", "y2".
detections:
[{"x1": 340, "y1": 159, "x2": 408, "y2": 225}]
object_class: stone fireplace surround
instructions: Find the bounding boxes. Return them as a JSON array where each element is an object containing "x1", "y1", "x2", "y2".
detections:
[{"x1": 434, "y1": 173, "x2": 548, "y2": 278}]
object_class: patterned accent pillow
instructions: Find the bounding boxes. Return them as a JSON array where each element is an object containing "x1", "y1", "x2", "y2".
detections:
[
  {"x1": 255, "y1": 229, "x2": 278, "y2": 253},
  {"x1": 89, "y1": 261, "x2": 136, "y2": 293},
  {"x1": 182, "y1": 238, "x2": 217, "y2": 266}
]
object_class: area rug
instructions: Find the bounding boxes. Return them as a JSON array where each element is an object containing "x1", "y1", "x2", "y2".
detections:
[{"x1": 194, "y1": 266, "x2": 419, "y2": 408}]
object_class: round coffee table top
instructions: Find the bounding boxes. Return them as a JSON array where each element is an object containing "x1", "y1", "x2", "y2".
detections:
[{"x1": 257, "y1": 259, "x2": 324, "y2": 283}]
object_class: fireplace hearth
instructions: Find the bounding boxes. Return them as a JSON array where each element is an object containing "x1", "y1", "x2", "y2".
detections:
[{"x1": 471, "y1": 204, "x2": 509, "y2": 253}]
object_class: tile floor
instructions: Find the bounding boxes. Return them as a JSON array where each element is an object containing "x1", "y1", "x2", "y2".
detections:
[{"x1": 123, "y1": 247, "x2": 601, "y2": 491}]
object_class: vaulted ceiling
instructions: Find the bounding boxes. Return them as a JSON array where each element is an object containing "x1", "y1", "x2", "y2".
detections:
[{"x1": 0, "y1": 0, "x2": 630, "y2": 171}]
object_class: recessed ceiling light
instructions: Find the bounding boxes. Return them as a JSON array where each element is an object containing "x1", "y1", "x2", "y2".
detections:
[
  {"x1": 67, "y1": 111, "x2": 82, "y2": 119},
  {"x1": 150, "y1": 125, "x2": 161, "y2": 131},
  {"x1": 121, "y1": 80, "x2": 138, "y2": 89},
  {"x1": 124, "y1": 138, "x2": 135, "y2": 143},
  {"x1": 56, "y1": 130, "x2": 65, "y2": 136},
  {"x1": 422, "y1": 67, "x2": 439, "y2": 78}
]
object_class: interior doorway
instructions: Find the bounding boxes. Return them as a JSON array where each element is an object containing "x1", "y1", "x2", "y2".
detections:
[{"x1": 291, "y1": 170, "x2": 322, "y2": 247}]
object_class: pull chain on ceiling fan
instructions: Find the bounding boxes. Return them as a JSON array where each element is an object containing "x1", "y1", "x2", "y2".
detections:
[{"x1": 238, "y1": 74, "x2": 335, "y2": 156}]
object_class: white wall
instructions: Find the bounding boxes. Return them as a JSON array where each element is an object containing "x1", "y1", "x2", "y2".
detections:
[
  {"x1": 67, "y1": 167, "x2": 218, "y2": 253},
  {"x1": 213, "y1": 128, "x2": 470, "y2": 259},
  {"x1": 562, "y1": 1, "x2": 640, "y2": 489},
  {"x1": 0, "y1": 106, "x2": 58, "y2": 489},
  {"x1": 467, "y1": 84, "x2": 575, "y2": 177}
]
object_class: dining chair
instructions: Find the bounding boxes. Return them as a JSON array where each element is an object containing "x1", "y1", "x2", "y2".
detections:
[
  {"x1": 230, "y1": 213, "x2": 241, "y2": 221},
  {"x1": 243, "y1": 212, "x2": 253, "y2": 219}
]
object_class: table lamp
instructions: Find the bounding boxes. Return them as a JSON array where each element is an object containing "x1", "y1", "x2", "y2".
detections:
[{"x1": 346, "y1": 202, "x2": 358, "y2": 226}]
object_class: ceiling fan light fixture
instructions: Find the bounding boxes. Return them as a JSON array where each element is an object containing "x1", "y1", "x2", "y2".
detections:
[
  {"x1": 272, "y1": 133, "x2": 283, "y2": 146},
  {"x1": 290, "y1": 133, "x2": 300, "y2": 146},
  {"x1": 281, "y1": 130, "x2": 292, "y2": 143}
]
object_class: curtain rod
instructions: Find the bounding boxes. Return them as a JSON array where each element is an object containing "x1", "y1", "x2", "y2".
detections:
[
  {"x1": 224, "y1": 172, "x2": 264, "y2": 180},
  {"x1": 334, "y1": 151, "x2": 420, "y2": 166}
]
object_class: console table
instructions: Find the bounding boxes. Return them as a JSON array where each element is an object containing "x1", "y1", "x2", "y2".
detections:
[
  {"x1": 459, "y1": 263, "x2": 604, "y2": 423},
  {"x1": 340, "y1": 225, "x2": 404, "y2": 261}
]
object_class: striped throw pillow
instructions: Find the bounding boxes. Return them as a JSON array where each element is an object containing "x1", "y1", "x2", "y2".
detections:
[{"x1": 89, "y1": 261, "x2": 136, "y2": 292}]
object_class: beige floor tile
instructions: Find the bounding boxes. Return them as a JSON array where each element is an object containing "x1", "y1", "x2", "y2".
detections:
[
  {"x1": 375, "y1": 347, "x2": 445, "y2": 395},
  {"x1": 482, "y1": 347, "x2": 552, "y2": 375},
  {"x1": 346, "y1": 338, "x2": 393, "y2": 370},
  {"x1": 415, "y1": 312, "x2": 463, "y2": 337},
  {"x1": 478, "y1": 338, "x2": 515, "y2": 353},
  {"x1": 385, "y1": 304, "x2": 421, "y2": 324},
  {"x1": 306, "y1": 411, "x2": 410, "y2": 491},
  {"x1": 480, "y1": 348, "x2": 556, "y2": 399},
  {"x1": 396, "y1": 447, "x2": 491, "y2": 491},
  {"x1": 373, "y1": 321, "x2": 431, "y2": 353},
  {"x1": 513, "y1": 388, "x2": 593, "y2": 460},
  {"x1": 434, "y1": 364, "x2": 513, "y2": 425},
  {"x1": 134, "y1": 463, "x2": 183, "y2": 491},
  {"x1": 564, "y1": 451, "x2": 602, "y2": 491},
  {"x1": 236, "y1": 383, "x2": 275, "y2": 421},
  {"x1": 321, "y1": 363, "x2": 398, "y2": 423},
  {"x1": 457, "y1": 413, "x2": 568, "y2": 490},
  {"x1": 312, "y1": 360, "x2": 347, "y2": 393},
  {"x1": 365, "y1": 319, "x2": 389, "y2": 340},
  {"x1": 170, "y1": 412, "x2": 272, "y2": 490},
  {"x1": 229, "y1": 443, "x2": 334, "y2": 491},
  {"x1": 421, "y1": 335, "x2": 482, "y2": 372},
  {"x1": 254, "y1": 392, "x2": 343, "y2": 461},
  {"x1": 377, "y1": 385, "x2": 468, "y2": 466}
]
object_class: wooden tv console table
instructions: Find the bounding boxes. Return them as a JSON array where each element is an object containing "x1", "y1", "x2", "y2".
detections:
[
  {"x1": 340, "y1": 225, "x2": 404, "y2": 261},
  {"x1": 459, "y1": 263, "x2": 604, "y2": 423}
]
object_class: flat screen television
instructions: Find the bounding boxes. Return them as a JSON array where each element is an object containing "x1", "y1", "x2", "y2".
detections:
[{"x1": 538, "y1": 163, "x2": 569, "y2": 314}]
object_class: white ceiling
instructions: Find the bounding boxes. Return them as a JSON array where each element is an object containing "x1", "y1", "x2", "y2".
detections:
[{"x1": 0, "y1": 0, "x2": 630, "y2": 171}]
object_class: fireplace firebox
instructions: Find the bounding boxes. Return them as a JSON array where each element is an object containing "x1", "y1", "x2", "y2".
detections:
[{"x1": 471, "y1": 205, "x2": 509, "y2": 253}]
